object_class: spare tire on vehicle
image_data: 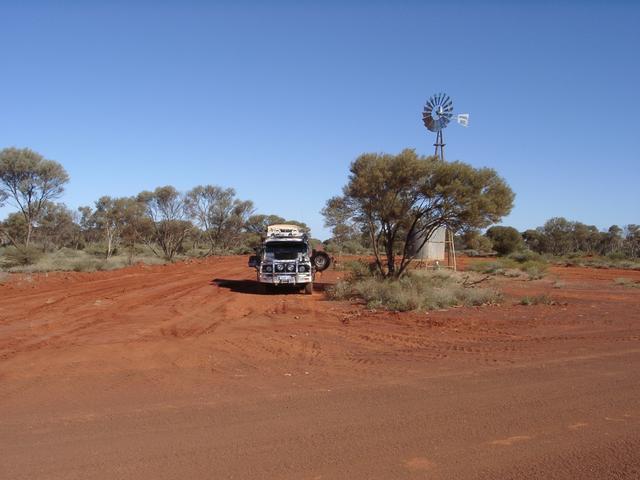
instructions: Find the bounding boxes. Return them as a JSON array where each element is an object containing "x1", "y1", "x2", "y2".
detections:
[{"x1": 311, "y1": 250, "x2": 331, "y2": 272}]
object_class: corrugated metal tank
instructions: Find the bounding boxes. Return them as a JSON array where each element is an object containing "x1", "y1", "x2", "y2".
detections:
[{"x1": 410, "y1": 226, "x2": 447, "y2": 261}]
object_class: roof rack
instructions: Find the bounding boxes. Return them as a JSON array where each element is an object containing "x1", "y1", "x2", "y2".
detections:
[{"x1": 266, "y1": 224, "x2": 306, "y2": 238}]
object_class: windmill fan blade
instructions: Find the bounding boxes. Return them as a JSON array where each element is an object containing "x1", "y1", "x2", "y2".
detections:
[{"x1": 423, "y1": 92, "x2": 467, "y2": 133}]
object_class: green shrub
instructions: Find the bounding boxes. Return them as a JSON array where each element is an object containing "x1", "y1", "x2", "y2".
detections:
[
  {"x1": 326, "y1": 280, "x2": 354, "y2": 300},
  {"x1": 83, "y1": 243, "x2": 118, "y2": 257},
  {"x1": 467, "y1": 261, "x2": 504, "y2": 275},
  {"x1": 3, "y1": 246, "x2": 160, "y2": 273},
  {"x1": 1, "y1": 246, "x2": 44, "y2": 267},
  {"x1": 468, "y1": 254, "x2": 548, "y2": 280},
  {"x1": 328, "y1": 270, "x2": 502, "y2": 311},
  {"x1": 520, "y1": 260, "x2": 548, "y2": 280},
  {"x1": 485, "y1": 226, "x2": 523, "y2": 255},
  {"x1": 550, "y1": 255, "x2": 640, "y2": 271},
  {"x1": 508, "y1": 250, "x2": 544, "y2": 263},
  {"x1": 345, "y1": 260, "x2": 377, "y2": 279}
]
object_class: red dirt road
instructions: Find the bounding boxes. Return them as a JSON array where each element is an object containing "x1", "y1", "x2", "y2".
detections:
[{"x1": 1, "y1": 257, "x2": 639, "y2": 479}]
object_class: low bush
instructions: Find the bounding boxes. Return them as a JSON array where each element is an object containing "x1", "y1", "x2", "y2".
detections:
[
  {"x1": 1, "y1": 246, "x2": 44, "y2": 267},
  {"x1": 485, "y1": 226, "x2": 523, "y2": 255},
  {"x1": 613, "y1": 277, "x2": 640, "y2": 288},
  {"x1": 552, "y1": 280, "x2": 566, "y2": 289},
  {"x1": 2, "y1": 247, "x2": 166, "y2": 273},
  {"x1": 519, "y1": 294, "x2": 554, "y2": 306},
  {"x1": 468, "y1": 252, "x2": 548, "y2": 280},
  {"x1": 343, "y1": 260, "x2": 377, "y2": 279},
  {"x1": 328, "y1": 269, "x2": 502, "y2": 311},
  {"x1": 551, "y1": 255, "x2": 640, "y2": 271}
]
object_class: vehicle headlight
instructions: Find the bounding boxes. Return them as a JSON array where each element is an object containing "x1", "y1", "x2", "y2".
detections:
[
  {"x1": 286, "y1": 264, "x2": 295, "y2": 272},
  {"x1": 275, "y1": 264, "x2": 284, "y2": 272},
  {"x1": 263, "y1": 265, "x2": 273, "y2": 273},
  {"x1": 298, "y1": 264, "x2": 309, "y2": 272}
]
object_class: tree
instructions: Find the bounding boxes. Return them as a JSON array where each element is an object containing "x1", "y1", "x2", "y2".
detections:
[
  {"x1": 77, "y1": 205, "x2": 99, "y2": 246},
  {"x1": 623, "y1": 224, "x2": 640, "y2": 258},
  {"x1": 0, "y1": 212, "x2": 28, "y2": 247},
  {"x1": 0, "y1": 147, "x2": 69, "y2": 247},
  {"x1": 321, "y1": 196, "x2": 359, "y2": 246},
  {"x1": 603, "y1": 225, "x2": 624, "y2": 255},
  {"x1": 185, "y1": 185, "x2": 254, "y2": 253},
  {"x1": 35, "y1": 202, "x2": 77, "y2": 251},
  {"x1": 459, "y1": 228, "x2": 494, "y2": 253},
  {"x1": 324, "y1": 149, "x2": 514, "y2": 277},
  {"x1": 537, "y1": 217, "x2": 574, "y2": 255},
  {"x1": 92, "y1": 196, "x2": 124, "y2": 258},
  {"x1": 245, "y1": 214, "x2": 287, "y2": 235},
  {"x1": 485, "y1": 226, "x2": 523, "y2": 255},
  {"x1": 138, "y1": 186, "x2": 192, "y2": 260},
  {"x1": 522, "y1": 229, "x2": 544, "y2": 253},
  {"x1": 117, "y1": 197, "x2": 149, "y2": 263},
  {"x1": 571, "y1": 222, "x2": 600, "y2": 254}
]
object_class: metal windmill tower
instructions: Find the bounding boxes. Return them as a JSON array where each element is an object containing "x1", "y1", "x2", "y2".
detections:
[
  {"x1": 417, "y1": 93, "x2": 470, "y2": 270},
  {"x1": 422, "y1": 92, "x2": 469, "y2": 160}
]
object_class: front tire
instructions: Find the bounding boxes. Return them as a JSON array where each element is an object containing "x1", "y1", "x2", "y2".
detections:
[{"x1": 303, "y1": 283, "x2": 313, "y2": 295}]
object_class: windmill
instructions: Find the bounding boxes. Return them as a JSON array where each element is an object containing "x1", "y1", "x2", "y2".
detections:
[
  {"x1": 422, "y1": 92, "x2": 469, "y2": 160},
  {"x1": 417, "y1": 93, "x2": 470, "y2": 270}
]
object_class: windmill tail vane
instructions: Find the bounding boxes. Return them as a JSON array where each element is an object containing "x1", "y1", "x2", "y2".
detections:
[{"x1": 456, "y1": 113, "x2": 470, "y2": 127}]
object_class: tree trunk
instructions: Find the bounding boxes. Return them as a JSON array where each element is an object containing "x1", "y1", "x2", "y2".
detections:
[
  {"x1": 25, "y1": 222, "x2": 33, "y2": 248},
  {"x1": 106, "y1": 231, "x2": 112, "y2": 259},
  {"x1": 385, "y1": 237, "x2": 395, "y2": 277}
]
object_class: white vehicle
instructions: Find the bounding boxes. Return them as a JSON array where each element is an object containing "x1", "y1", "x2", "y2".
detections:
[{"x1": 248, "y1": 224, "x2": 330, "y2": 294}]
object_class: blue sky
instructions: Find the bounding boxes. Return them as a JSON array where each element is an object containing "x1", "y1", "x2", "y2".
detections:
[{"x1": 1, "y1": 1, "x2": 638, "y2": 239}]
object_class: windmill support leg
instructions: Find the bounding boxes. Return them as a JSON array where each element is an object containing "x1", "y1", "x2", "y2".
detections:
[{"x1": 434, "y1": 130, "x2": 445, "y2": 160}]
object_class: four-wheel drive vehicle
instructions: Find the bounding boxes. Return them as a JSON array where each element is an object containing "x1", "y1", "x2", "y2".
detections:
[{"x1": 248, "y1": 224, "x2": 331, "y2": 294}]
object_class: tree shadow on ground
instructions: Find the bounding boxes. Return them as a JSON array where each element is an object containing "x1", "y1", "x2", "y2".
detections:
[{"x1": 212, "y1": 278, "x2": 330, "y2": 295}]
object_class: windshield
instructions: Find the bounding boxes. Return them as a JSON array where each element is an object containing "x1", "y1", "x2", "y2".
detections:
[{"x1": 265, "y1": 241, "x2": 308, "y2": 260}]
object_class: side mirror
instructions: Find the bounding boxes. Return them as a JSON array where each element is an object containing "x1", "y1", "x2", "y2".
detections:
[{"x1": 248, "y1": 255, "x2": 259, "y2": 268}]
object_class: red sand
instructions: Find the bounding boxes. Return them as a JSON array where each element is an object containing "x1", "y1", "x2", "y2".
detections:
[{"x1": 1, "y1": 257, "x2": 639, "y2": 479}]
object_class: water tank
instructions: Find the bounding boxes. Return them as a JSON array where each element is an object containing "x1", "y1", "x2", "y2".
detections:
[{"x1": 410, "y1": 226, "x2": 447, "y2": 261}]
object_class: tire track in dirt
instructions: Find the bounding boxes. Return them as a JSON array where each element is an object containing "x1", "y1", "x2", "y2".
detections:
[{"x1": 1, "y1": 256, "x2": 639, "y2": 380}]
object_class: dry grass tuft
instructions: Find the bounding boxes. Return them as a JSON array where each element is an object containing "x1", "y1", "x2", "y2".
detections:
[
  {"x1": 468, "y1": 251, "x2": 548, "y2": 280},
  {"x1": 613, "y1": 277, "x2": 640, "y2": 288},
  {"x1": 2, "y1": 247, "x2": 167, "y2": 273},
  {"x1": 328, "y1": 268, "x2": 502, "y2": 312},
  {"x1": 519, "y1": 294, "x2": 555, "y2": 306}
]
